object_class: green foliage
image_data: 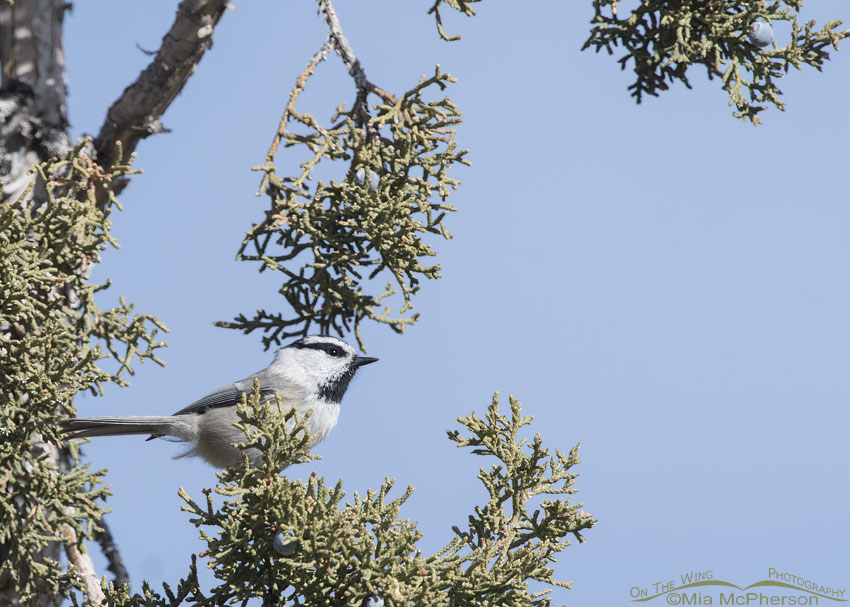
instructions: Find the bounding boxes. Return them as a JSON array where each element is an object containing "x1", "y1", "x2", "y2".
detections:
[
  {"x1": 218, "y1": 64, "x2": 469, "y2": 351},
  {"x1": 99, "y1": 387, "x2": 593, "y2": 606},
  {"x1": 583, "y1": 0, "x2": 850, "y2": 123},
  {"x1": 0, "y1": 144, "x2": 167, "y2": 602},
  {"x1": 443, "y1": 396, "x2": 594, "y2": 604}
]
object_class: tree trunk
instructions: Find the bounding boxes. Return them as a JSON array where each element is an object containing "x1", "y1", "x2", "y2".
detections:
[
  {"x1": 0, "y1": 3, "x2": 71, "y2": 605},
  {"x1": 0, "y1": 0, "x2": 71, "y2": 204}
]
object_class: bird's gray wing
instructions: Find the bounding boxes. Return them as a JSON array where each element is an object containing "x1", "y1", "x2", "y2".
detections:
[{"x1": 172, "y1": 377, "x2": 277, "y2": 416}]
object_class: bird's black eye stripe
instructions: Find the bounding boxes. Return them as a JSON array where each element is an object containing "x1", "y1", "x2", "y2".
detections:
[{"x1": 289, "y1": 340, "x2": 345, "y2": 357}]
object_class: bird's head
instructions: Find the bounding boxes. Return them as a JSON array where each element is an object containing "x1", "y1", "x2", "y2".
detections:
[{"x1": 273, "y1": 335, "x2": 378, "y2": 403}]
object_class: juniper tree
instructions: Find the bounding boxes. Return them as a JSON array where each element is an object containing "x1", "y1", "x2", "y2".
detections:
[{"x1": 1, "y1": 1, "x2": 847, "y2": 606}]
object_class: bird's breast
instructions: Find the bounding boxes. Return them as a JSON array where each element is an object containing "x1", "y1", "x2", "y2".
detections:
[{"x1": 301, "y1": 399, "x2": 341, "y2": 444}]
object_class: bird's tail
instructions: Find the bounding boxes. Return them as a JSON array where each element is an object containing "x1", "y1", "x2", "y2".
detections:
[{"x1": 60, "y1": 416, "x2": 178, "y2": 439}]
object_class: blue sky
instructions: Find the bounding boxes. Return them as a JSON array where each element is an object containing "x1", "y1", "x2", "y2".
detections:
[{"x1": 65, "y1": 2, "x2": 850, "y2": 604}]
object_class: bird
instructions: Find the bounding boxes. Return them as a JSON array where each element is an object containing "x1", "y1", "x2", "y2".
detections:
[{"x1": 60, "y1": 335, "x2": 378, "y2": 468}]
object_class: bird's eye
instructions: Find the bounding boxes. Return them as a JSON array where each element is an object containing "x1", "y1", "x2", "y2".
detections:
[{"x1": 327, "y1": 347, "x2": 342, "y2": 357}]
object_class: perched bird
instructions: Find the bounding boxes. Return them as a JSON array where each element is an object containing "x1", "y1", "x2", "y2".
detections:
[{"x1": 61, "y1": 335, "x2": 377, "y2": 468}]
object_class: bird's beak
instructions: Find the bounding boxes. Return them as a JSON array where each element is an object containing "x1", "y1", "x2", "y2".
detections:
[{"x1": 352, "y1": 356, "x2": 379, "y2": 368}]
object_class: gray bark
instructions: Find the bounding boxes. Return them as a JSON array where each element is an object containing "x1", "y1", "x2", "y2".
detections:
[{"x1": 0, "y1": 0, "x2": 71, "y2": 203}]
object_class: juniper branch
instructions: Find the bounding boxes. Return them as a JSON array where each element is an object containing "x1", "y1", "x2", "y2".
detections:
[
  {"x1": 583, "y1": 0, "x2": 850, "y2": 124},
  {"x1": 95, "y1": 387, "x2": 592, "y2": 607},
  {"x1": 221, "y1": 3, "x2": 469, "y2": 350},
  {"x1": 427, "y1": 0, "x2": 482, "y2": 42}
]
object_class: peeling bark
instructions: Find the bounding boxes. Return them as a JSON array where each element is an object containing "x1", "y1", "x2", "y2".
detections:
[{"x1": 0, "y1": 0, "x2": 71, "y2": 203}]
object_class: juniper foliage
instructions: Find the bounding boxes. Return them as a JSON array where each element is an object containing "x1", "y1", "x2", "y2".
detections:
[
  {"x1": 95, "y1": 385, "x2": 594, "y2": 607},
  {"x1": 583, "y1": 0, "x2": 850, "y2": 123},
  {"x1": 0, "y1": 145, "x2": 167, "y2": 603},
  {"x1": 217, "y1": 54, "x2": 469, "y2": 351},
  {"x1": 427, "y1": 0, "x2": 482, "y2": 41}
]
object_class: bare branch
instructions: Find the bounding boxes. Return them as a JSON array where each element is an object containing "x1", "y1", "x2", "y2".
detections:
[
  {"x1": 265, "y1": 39, "x2": 333, "y2": 165},
  {"x1": 263, "y1": 0, "x2": 393, "y2": 174},
  {"x1": 94, "y1": 0, "x2": 230, "y2": 189},
  {"x1": 94, "y1": 519, "x2": 130, "y2": 587},
  {"x1": 316, "y1": 0, "x2": 365, "y2": 88},
  {"x1": 315, "y1": 0, "x2": 394, "y2": 116},
  {"x1": 62, "y1": 524, "x2": 105, "y2": 606}
]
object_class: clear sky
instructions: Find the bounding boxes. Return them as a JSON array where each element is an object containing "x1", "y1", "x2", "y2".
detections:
[{"x1": 64, "y1": 2, "x2": 850, "y2": 605}]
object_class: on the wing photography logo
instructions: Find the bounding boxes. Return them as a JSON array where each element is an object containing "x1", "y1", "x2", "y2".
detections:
[{"x1": 629, "y1": 569, "x2": 846, "y2": 605}]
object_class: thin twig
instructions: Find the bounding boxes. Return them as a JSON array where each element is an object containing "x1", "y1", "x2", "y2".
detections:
[
  {"x1": 316, "y1": 0, "x2": 363, "y2": 85},
  {"x1": 316, "y1": 0, "x2": 394, "y2": 104},
  {"x1": 266, "y1": 39, "x2": 333, "y2": 164},
  {"x1": 314, "y1": 0, "x2": 393, "y2": 142},
  {"x1": 264, "y1": 0, "x2": 394, "y2": 173}
]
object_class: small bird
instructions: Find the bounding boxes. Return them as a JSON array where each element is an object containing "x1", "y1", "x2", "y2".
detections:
[{"x1": 61, "y1": 335, "x2": 377, "y2": 468}]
